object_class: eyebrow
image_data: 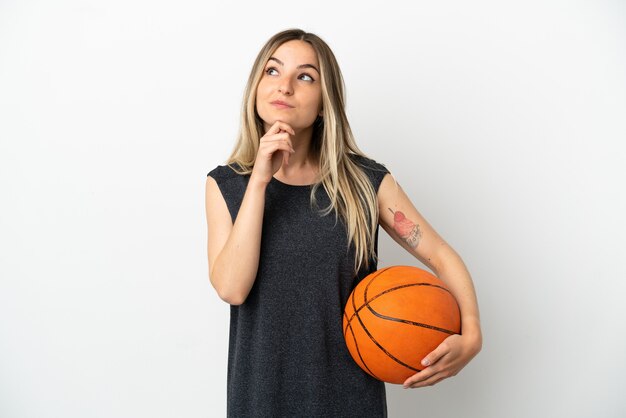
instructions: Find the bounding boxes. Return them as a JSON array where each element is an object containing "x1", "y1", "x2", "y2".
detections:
[{"x1": 267, "y1": 57, "x2": 320, "y2": 75}]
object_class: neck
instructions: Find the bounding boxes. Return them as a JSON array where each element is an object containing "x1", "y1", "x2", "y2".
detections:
[{"x1": 284, "y1": 124, "x2": 316, "y2": 168}]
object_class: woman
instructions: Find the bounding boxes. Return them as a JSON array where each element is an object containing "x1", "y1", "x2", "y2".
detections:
[{"x1": 205, "y1": 28, "x2": 482, "y2": 417}]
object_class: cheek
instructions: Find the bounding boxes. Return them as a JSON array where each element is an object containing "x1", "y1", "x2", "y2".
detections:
[
  {"x1": 255, "y1": 83, "x2": 269, "y2": 108},
  {"x1": 306, "y1": 92, "x2": 323, "y2": 111},
  {"x1": 256, "y1": 79, "x2": 273, "y2": 96}
]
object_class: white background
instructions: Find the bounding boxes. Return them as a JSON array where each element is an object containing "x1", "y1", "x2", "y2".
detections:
[{"x1": 1, "y1": 1, "x2": 625, "y2": 417}]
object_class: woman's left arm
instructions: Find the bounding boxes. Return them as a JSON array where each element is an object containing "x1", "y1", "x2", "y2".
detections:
[{"x1": 376, "y1": 173, "x2": 483, "y2": 389}]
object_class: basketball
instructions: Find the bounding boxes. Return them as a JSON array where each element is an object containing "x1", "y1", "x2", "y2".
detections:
[{"x1": 343, "y1": 265, "x2": 461, "y2": 384}]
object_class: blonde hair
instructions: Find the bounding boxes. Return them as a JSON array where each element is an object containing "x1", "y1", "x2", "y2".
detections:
[{"x1": 225, "y1": 28, "x2": 392, "y2": 276}]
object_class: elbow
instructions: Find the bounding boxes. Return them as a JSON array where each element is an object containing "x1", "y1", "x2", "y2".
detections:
[
  {"x1": 218, "y1": 290, "x2": 246, "y2": 306},
  {"x1": 429, "y1": 243, "x2": 462, "y2": 276},
  {"x1": 209, "y1": 274, "x2": 247, "y2": 306}
]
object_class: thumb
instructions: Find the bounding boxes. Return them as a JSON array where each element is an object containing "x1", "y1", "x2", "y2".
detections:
[{"x1": 421, "y1": 343, "x2": 448, "y2": 367}]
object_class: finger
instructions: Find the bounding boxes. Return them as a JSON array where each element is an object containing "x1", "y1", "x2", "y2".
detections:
[
  {"x1": 268, "y1": 120, "x2": 295, "y2": 136},
  {"x1": 406, "y1": 372, "x2": 446, "y2": 389},
  {"x1": 402, "y1": 366, "x2": 436, "y2": 388},
  {"x1": 263, "y1": 138, "x2": 295, "y2": 154},
  {"x1": 261, "y1": 132, "x2": 295, "y2": 151},
  {"x1": 266, "y1": 121, "x2": 283, "y2": 135},
  {"x1": 421, "y1": 341, "x2": 450, "y2": 368}
]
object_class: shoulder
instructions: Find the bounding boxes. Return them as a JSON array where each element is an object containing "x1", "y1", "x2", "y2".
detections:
[
  {"x1": 206, "y1": 163, "x2": 250, "y2": 219},
  {"x1": 207, "y1": 163, "x2": 238, "y2": 180},
  {"x1": 206, "y1": 163, "x2": 251, "y2": 202},
  {"x1": 348, "y1": 153, "x2": 390, "y2": 192},
  {"x1": 207, "y1": 163, "x2": 250, "y2": 187},
  {"x1": 348, "y1": 153, "x2": 389, "y2": 172}
]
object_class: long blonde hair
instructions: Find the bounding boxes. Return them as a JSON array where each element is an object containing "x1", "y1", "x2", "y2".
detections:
[{"x1": 225, "y1": 28, "x2": 390, "y2": 276}]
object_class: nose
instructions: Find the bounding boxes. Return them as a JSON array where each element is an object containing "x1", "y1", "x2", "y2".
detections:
[{"x1": 277, "y1": 77, "x2": 293, "y2": 96}]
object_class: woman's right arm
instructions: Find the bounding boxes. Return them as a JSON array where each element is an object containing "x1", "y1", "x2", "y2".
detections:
[
  {"x1": 205, "y1": 176, "x2": 268, "y2": 305},
  {"x1": 205, "y1": 120, "x2": 296, "y2": 305}
]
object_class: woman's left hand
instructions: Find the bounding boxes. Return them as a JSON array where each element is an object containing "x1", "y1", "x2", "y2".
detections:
[{"x1": 402, "y1": 332, "x2": 481, "y2": 389}]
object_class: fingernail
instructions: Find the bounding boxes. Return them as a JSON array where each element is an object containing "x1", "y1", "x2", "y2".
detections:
[{"x1": 422, "y1": 359, "x2": 430, "y2": 366}]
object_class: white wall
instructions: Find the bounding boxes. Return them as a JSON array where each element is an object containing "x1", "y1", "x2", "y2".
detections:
[{"x1": 1, "y1": 1, "x2": 624, "y2": 417}]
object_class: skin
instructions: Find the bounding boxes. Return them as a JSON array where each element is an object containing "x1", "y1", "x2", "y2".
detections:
[
  {"x1": 254, "y1": 39, "x2": 323, "y2": 185},
  {"x1": 205, "y1": 41, "x2": 325, "y2": 305},
  {"x1": 377, "y1": 179, "x2": 483, "y2": 389},
  {"x1": 206, "y1": 38, "x2": 482, "y2": 387}
]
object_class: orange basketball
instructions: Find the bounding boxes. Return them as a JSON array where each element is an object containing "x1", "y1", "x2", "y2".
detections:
[{"x1": 343, "y1": 265, "x2": 461, "y2": 384}]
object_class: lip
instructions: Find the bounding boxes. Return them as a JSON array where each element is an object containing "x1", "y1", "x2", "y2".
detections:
[{"x1": 271, "y1": 100, "x2": 294, "y2": 108}]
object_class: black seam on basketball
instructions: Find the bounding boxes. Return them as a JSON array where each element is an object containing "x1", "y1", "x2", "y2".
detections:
[
  {"x1": 352, "y1": 270, "x2": 421, "y2": 372},
  {"x1": 345, "y1": 314, "x2": 377, "y2": 380},
  {"x1": 364, "y1": 279, "x2": 457, "y2": 335},
  {"x1": 366, "y1": 307, "x2": 456, "y2": 335},
  {"x1": 356, "y1": 298, "x2": 421, "y2": 374},
  {"x1": 349, "y1": 289, "x2": 380, "y2": 380},
  {"x1": 343, "y1": 268, "x2": 391, "y2": 335},
  {"x1": 345, "y1": 282, "x2": 455, "y2": 335}
]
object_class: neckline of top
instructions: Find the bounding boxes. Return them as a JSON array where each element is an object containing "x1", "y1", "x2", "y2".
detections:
[{"x1": 271, "y1": 176, "x2": 315, "y2": 188}]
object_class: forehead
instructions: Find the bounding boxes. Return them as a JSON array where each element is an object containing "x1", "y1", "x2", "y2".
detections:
[{"x1": 270, "y1": 40, "x2": 319, "y2": 65}]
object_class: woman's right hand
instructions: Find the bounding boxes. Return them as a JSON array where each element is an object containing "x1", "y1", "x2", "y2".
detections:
[{"x1": 250, "y1": 120, "x2": 296, "y2": 186}]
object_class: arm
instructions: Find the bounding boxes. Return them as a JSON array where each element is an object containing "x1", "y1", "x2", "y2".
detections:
[
  {"x1": 205, "y1": 175, "x2": 267, "y2": 305},
  {"x1": 377, "y1": 173, "x2": 483, "y2": 388},
  {"x1": 206, "y1": 122, "x2": 296, "y2": 305}
]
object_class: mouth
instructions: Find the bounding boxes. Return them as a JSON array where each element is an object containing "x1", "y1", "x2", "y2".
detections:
[{"x1": 271, "y1": 100, "x2": 294, "y2": 108}]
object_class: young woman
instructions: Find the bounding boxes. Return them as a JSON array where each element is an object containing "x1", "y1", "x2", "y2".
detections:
[{"x1": 205, "y1": 28, "x2": 482, "y2": 417}]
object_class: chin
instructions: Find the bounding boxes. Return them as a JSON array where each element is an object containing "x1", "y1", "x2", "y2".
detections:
[
  {"x1": 258, "y1": 110, "x2": 314, "y2": 132},
  {"x1": 261, "y1": 114, "x2": 296, "y2": 129}
]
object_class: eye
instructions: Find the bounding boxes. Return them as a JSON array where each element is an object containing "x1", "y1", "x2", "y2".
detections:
[
  {"x1": 264, "y1": 66, "x2": 315, "y2": 82},
  {"x1": 299, "y1": 73, "x2": 315, "y2": 82}
]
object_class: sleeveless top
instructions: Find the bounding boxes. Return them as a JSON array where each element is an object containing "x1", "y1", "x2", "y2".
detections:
[{"x1": 207, "y1": 153, "x2": 390, "y2": 417}]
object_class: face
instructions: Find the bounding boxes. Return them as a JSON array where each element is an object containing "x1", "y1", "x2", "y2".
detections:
[{"x1": 255, "y1": 40, "x2": 323, "y2": 133}]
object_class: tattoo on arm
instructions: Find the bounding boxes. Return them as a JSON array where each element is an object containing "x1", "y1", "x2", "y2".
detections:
[{"x1": 388, "y1": 208, "x2": 422, "y2": 249}]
